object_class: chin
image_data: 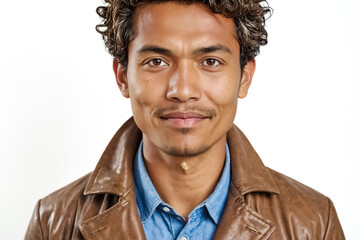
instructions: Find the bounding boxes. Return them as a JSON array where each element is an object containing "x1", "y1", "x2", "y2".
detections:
[{"x1": 160, "y1": 143, "x2": 210, "y2": 157}]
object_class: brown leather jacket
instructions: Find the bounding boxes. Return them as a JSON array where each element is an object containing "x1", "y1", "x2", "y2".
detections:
[{"x1": 25, "y1": 118, "x2": 345, "y2": 239}]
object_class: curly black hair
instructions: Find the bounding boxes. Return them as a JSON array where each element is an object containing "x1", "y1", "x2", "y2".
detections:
[{"x1": 96, "y1": 0, "x2": 272, "y2": 69}]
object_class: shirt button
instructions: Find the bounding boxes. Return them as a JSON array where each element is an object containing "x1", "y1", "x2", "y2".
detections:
[
  {"x1": 163, "y1": 206, "x2": 170, "y2": 212},
  {"x1": 180, "y1": 237, "x2": 188, "y2": 240}
]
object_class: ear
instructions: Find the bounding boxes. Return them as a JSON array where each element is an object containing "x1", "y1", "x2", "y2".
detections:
[
  {"x1": 113, "y1": 59, "x2": 130, "y2": 98},
  {"x1": 238, "y1": 59, "x2": 256, "y2": 98}
]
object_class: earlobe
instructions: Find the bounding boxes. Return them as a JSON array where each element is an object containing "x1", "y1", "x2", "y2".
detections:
[
  {"x1": 113, "y1": 59, "x2": 130, "y2": 98},
  {"x1": 238, "y1": 59, "x2": 256, "y2": 98}
]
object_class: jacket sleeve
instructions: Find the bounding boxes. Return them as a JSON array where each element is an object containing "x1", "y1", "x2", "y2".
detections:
[
  {"x1": 25, "y1": 200, "x2": 44, "y2": 240},
  {"x1": 324, "y1": 198, "x2": 345, "y2": 240}
]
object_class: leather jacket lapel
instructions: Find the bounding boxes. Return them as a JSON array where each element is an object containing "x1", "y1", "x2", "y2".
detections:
[
  {"x1": 80, "y1": 187, "x2": 146, "y2": 240},
  {"x1": 214, "y1": 184, "x2": 276, "y2": 240},
  {"x1": 212, "y1": 125, "x2": 279, "y2": 239},
  {"x1": 80, "y1": 118, "x2": 145, "y2": 239}
]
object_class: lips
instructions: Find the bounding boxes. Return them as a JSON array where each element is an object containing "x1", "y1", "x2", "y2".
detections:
[
  {"x1": 161, "y1": 112, "x2": 207, "y2": 119},
  {"x1": 160, "y1": 112, "x2": 209, "y2": 128}
]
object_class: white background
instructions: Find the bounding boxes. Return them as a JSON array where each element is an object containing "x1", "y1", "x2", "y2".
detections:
[{"x1": 0, "y1": 0, "x2": 359, "y2": 239}]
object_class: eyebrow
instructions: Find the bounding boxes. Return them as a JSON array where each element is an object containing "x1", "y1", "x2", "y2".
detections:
[
  {"x1": 137, "y1": 45, "x2": 174, "y2": 56},
  {"x1": 192, "y1": 44, "x2": 232, "y2": 56},
  {"x1": 136, "y1": 44, "x2": 232, "y2": 57}
]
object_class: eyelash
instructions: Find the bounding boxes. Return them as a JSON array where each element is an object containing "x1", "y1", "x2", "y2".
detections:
[
  {"x1": 200, "y1": 58, "x2": 222, "y2": 67},
  {"x1": 143, "y1": 58, "x2": 223, "y2": 68},
  {"x1": 144, "y1": 58, "x2": 168, "y2": 67}
]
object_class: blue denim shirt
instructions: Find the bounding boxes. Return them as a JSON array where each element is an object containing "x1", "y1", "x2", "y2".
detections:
[{"x1": 133, "y1": 141, "x2": 230, "y2": 240}]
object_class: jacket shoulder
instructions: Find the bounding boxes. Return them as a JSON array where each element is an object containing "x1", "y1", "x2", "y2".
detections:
[
  {"x1": 266, "y1": 167, "x2": 334, "y2": 223},
  {"x1": 42, "y1": 172, "x2": 91, "y2": 202},
  {"x1": 267, "y1": 167, "x2": 329, "y2": 205},
  {"x1": 25, "y1": 173, "x2": 119, "y2": 240},
  {"x1": 248, "y1": 168, "x2": 345, "y2": 239},
  {"x1": 40, "y1": 172, "x2": 92, "y2": 207},
  {"x1": 25, "y1": 173, "x2": 93, "y2": 239}
]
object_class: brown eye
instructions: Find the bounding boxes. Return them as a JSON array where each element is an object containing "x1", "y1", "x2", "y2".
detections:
[
  {"x1": 146, "y1": 58, "x2": 167, "y2": 66},
  {"x1": 201, "y1": 58, "x2": 220, "y2": 66},
  {"x1": 152, "y1": 59, "x2": 162, "y2": 66}
]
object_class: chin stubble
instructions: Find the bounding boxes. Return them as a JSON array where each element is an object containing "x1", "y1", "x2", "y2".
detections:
[{"x1": 160, "y1": 144, "x2": 210, "y2": 157}]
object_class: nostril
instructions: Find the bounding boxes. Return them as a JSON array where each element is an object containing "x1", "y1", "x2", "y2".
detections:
[
  {"x1": 168, "y1": 96, "x2": 183, "y2": 102},
  {"x1": 166, "y1": 87, "x2": 201, "y2": 103}
]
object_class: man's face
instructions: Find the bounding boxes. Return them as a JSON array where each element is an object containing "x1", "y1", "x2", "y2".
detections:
[{"x1": 114, "y1": 2, "x2": 254, "y2": 156}]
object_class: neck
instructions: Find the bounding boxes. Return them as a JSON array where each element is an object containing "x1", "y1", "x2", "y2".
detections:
[{"x1": 142, "y1": 135, "x2": 227, "y2": 220}]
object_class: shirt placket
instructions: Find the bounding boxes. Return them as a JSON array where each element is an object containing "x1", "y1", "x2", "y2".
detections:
[{"x1": 175, "y1": 208, "x2": 204, "y2": 240}]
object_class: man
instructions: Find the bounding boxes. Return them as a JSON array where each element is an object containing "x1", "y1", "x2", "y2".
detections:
[{"x1": 25, "y1": 0, "x2": 345, "y2": 239}]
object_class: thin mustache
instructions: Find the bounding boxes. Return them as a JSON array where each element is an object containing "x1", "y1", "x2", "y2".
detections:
[{"x1": 153, "y1": 105, "x2": 217, "y2": 118}]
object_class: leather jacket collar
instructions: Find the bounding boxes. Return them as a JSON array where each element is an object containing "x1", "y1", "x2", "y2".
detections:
[{"x1": 80, "y1": 117, "x2": 280, "y2": 239}]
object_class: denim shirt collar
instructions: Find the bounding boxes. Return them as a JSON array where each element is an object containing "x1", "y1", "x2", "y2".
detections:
[{"x1": 133, "y1": 141, "x2": 231, "y2": 225}]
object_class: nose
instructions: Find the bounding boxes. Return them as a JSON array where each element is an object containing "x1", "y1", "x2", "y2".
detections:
[{"x1": 166, "y1": 61, "x2": 201, "y2": 103}]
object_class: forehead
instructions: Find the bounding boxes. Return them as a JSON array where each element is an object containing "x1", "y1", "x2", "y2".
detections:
[{"x1": 131, "y1": 2, "x2": 239, "y2": 53}]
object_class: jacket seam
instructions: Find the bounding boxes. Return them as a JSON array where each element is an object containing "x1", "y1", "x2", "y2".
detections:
[
  {"x1": 70, "y1": 198, "x2": 81, "y2": 239},
  {"x1": 37, "y1": 199, "x2": 45, "y2": 240},
  {"x1": 241, "y1": 197, "x2": 276, "y2": 239},
  {"x1": 323, "y1": 197, "x2": 332, "y2": 239},
  {"x1": 80, "y1": 224, "x2": 91, "y2": 239},
  {"x1": 80, "y1": 185, "x2": 134, "y2": 236}
]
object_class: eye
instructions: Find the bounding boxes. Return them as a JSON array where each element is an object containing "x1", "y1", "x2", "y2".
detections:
[
  {"x1": 145, "y1": 58, "x2": 168, "y2": 67},
  {"x1": 201, "y1": 58, "x2": 221, "y2": 66}
]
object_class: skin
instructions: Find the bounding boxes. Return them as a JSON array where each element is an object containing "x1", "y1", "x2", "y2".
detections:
[{"x1": 113, "y1": 2, "x2": 255, "y2": 220}]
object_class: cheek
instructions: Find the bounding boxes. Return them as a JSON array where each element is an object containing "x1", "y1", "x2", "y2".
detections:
[
  {"x1": 127, "y1": 71, "x2": 166, "y2": 112},
  {"x1": 203, "y1": 72, "x2": 240, "y2": 108}
]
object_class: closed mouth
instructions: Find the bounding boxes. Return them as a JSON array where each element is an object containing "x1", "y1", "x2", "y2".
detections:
[{"x1": 160, "y1": 112, "x2": 208, "y2": 120}]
